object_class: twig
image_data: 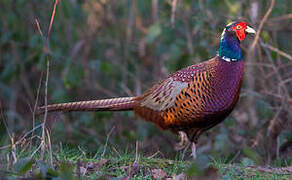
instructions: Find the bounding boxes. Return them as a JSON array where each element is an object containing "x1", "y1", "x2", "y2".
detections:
[
  {"x1": 245, "y1": 62, "x2": 273, "y2": 68},
  {"x1": 266, "y1": 95, "x2": 286, "y2": 161},
  {"x1": 268, "y1": 13, "x2": 292, "y2": 22},
  {"x1": 6, "y1": 154, "x2": 10, "y2": 170},
  {"x1": 111, "y1": 145, "x2": 121, "y2": 158},
  {"x1": 0, "y1": 102, "x2": 17, "y2": 164},
  {"x1": 250, "y1": 0, "x2": 275, "y2": 50},
  {"x1": 46, "y1": 129, "x2": 53, "y2": 167},
  {"x1": 121, "y1": 83, "x2": 134, "y2": 97},
  {"x1": 262, "y1": 91, "x2": 292, "y2": 104},
  {"x1": 31, "y1": 72, "x2": 43, "y2": 149},
  {"x1": 267, "y1": 93, "x2": 286, "y2": 137},
  {"x1": 0, "y1": 102, "x2": 13, "y2": 141},
  {"x1": 280, "y1": 78, "x2": 292, "y2": 87},
  {"x1": 41, "y1": 47, "x2": 50, "y2": 160},
  {"x1": 147, "y1": 150, "x2": 161, "y2": 159},
  {"x1": 261, "y1": 39, "x2": 290, "y2": 99},
  {"x1": 260, "y1": 42, "x2": 292, "y2": 61},
  {"x1": 229, "y1": 150, "x2": 241, "y2": 164},
  {"x1": 11, "y1": 150, "x2": 17, "y2": 165},
  {"x1": 30, "y1": 142, "x2": 43, "y2": 158},
  {"x1": 152, "y1": 0, "x2": 158, "y2": 22},
  {"x1": 171, "y1": 0, "x2": 178, "y2": 28},
  {"x1": 0, "y1": 123, "x2": 43, "y2": 150},
  {"x1": 134, "y1": 141, "x2": 139, "y2": 163}
]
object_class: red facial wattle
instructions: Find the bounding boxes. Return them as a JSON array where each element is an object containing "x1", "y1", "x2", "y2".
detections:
[
  {"x1": 232, "y1": 22, "x2": 247, "y2": 41},
  {"x1": 235, "y1": 29, "x2": 246, "y2": 41}
]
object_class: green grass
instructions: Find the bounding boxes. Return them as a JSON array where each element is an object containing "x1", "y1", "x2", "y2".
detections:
[
  {"x1": 212, "y1": 159, "x2": 292, "y2": 180},
  {"x1": 0, "y1": 145, "x2": 291, "y2": 179}
]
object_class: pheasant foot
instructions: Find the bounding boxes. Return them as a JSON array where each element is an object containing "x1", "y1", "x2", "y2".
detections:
[
  {"x1": 175, "y1": 131, "x2": 190, "y2": 151},
  {"x1": 191, "y1": 143, "x2": 197, "y2": 159}
]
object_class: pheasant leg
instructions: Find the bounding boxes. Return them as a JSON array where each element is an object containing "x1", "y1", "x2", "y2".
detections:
[
  {"x1": 175, "y1": 131, "x2": 190, "y2": 150},
  {"x1": 191, "y1": 143, "x2": 197, "y2": 159}
]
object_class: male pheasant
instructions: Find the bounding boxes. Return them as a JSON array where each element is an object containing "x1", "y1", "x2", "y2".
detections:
[{"x1": 40, "y1": 21, "x2": 256, "y2": 158}]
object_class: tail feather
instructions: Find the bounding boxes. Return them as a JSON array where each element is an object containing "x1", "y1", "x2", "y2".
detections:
[{"x1": 38, "y1": 97, "x2": 136, "y2": 113}]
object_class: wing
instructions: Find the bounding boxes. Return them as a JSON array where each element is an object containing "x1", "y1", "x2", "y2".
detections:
[
  {"x1": 139, "y1": 78, "x2": 188, "y2": 111},
  {"x1": 134, "y1": 58, "x2": 217, "y2": 129}
]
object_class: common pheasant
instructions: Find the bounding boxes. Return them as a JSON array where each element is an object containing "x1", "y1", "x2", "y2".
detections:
[{"x1": 40, "y1": 21, "x2": 256, "y2": 158}]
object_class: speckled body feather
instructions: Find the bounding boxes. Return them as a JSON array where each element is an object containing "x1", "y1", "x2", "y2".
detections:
[{"x1": 134, "y1": 56, "x2": 244, "y2": 141}]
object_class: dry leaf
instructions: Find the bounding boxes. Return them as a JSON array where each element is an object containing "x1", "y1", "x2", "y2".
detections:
[
  {"x1": 152, "y1": 169, "x2": 167, "y2": 179},
  {"x1": 79, "y1": 166, "x2": 87, "y2": 176},
  {"x1": 97, "y1": 159, "x2": 108, "y2": 169},
  {"x1": 281, "y1": 166, "x2": 292, "y2": 173},
  {"x1": 87, "y1": 159, "x2": 108, "y2": 171},
  {"x1": 129, "y1": 162, "x2": 140, "y2": 177},
  {"x1": 173, "y1": 173, "x2": 187, "y2": 180}
]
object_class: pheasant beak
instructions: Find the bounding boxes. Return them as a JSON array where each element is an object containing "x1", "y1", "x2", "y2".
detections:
[{"x1": 245, "y1": 26, "x2": 256, "y2": 34}]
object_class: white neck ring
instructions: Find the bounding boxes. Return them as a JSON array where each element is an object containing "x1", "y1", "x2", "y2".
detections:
[{"x1": 221, "y1": 56, "x2": 239, "y2": 62}]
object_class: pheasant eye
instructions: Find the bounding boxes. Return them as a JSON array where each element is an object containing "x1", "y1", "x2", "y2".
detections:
[{"x1": 236, "y1": 25, "x2": 242, "y2": 30}]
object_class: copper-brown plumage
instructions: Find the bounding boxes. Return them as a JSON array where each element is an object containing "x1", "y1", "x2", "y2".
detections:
[
  {"x1": 39, "y1": 21, "x2": 256, "y2": 157},
  {"x1": 133, "y1": 56, "x2": 244, "y2": 142}
]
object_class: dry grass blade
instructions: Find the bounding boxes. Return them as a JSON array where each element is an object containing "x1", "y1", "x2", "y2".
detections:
[
  {"x1": 35, "y1": 19, "x2": 44, "y2": 37},
  {"x1": 34, "y1": 0, "x2": 59, "y2": 160},
  {"x1": 101, "y1": 126, "x2": 115, "y2": 157},
  {"x1": 48, "y1": 0, "x2": 59, "y2": 38},
  {"x1": 31, "y1": 72, "x2": 43, "y2": 149},
  {"x1": 46, "y1": 128, "x2": 53, "y2": 167}
]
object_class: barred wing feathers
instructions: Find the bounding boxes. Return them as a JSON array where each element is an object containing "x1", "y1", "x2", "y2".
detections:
[{"x1": 134, "y1": 57, "x2": 219, "y2": 129}]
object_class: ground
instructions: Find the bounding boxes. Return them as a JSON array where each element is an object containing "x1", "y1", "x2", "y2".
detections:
[{"x1": 1, "y1": 145, "x2": 291, "y2": 180}]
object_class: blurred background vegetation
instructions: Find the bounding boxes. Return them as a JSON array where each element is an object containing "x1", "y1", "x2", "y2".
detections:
[{"x1": 0, "y1": 0, "x2": 291, "y2": 167}]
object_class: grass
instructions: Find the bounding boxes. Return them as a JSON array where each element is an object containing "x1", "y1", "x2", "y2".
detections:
[
  {"x1": 213, "y1": 162, "x2": 292, "y2": 180},
  {"x1": 0, "y1": 145, "x2": 187, "y2": 179},
  {"x1": 0, "y1": 145, "x2": 291, "y2": 179}
]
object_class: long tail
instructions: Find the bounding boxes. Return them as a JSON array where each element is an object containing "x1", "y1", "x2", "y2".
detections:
[{"x1": 38, "y1": 97, "x2": 136, "y2": 113}]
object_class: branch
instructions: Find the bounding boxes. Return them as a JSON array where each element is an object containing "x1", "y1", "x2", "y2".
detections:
[
  {"x1": 250, "y1": 0, "x2": 275, "y2": 50},
  {"x1": 263, "y1": 91, "x2": 292, "y2": 104},
  {"x1": 268, "y1": 13, "x2": 292, "y2": 22},
  {"x1": 171, "y1": 0, "x2": 178, "y2": 28},
  {"x1": 260, "y1": 41, "x2": 292, "y2": 61},
  {"x1": 0, "y1": 123, "x2": 43, "y2": 150}
]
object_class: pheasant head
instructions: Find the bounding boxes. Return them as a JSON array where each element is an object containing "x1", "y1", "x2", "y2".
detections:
[{"x1": 219, "y1": 21, "x2": 256, "y2": 62}]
